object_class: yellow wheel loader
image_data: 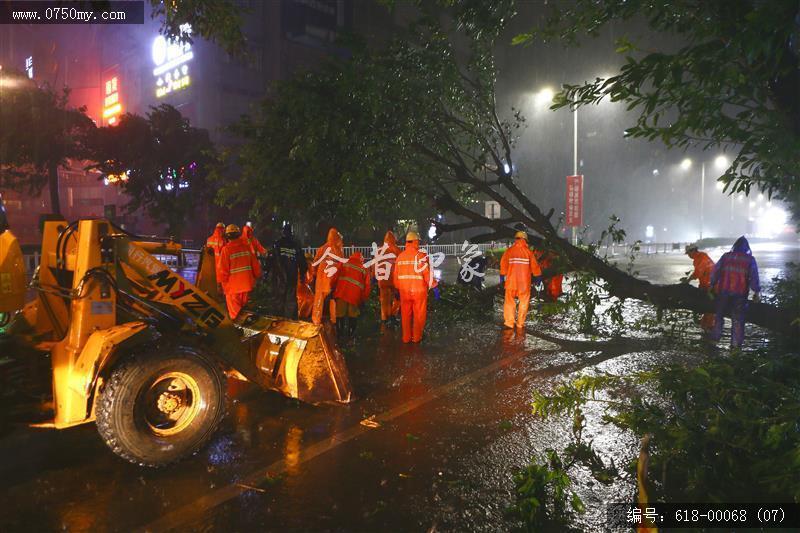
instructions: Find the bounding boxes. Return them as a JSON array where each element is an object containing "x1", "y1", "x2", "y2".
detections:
[{"x1": 0, "y1": 213, "x2": 352, "y2": 467}]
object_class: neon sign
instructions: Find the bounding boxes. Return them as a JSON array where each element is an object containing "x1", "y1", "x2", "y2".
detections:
[
  {"x1": 25, "y1": 56, "x2": 33, "y2": 79},
  {"x1": 104, "y1": 172, "x2": 129, "y2": 185},
  {"x1": 103, "y1": 75, "x2": 122, "y2": 125},
  {"x1": 152, "y1": 24, "x2": 193, "y2": 98}
]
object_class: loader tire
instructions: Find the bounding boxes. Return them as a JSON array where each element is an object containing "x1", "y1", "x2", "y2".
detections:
[{"x1": 96, "y1": 348, "x2": 227, "y2": 467}]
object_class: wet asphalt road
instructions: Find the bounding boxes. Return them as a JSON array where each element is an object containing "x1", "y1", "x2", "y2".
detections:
[{"x1": 0, "y1": 244, "x2": 797, "y2": 532}]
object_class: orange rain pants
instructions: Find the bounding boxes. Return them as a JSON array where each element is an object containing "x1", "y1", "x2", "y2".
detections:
[
  {"x1": 503, "y1": 288, "x2": 530, "y2": 329},
  {"x1": 226, "y1": 291, "x2": 249, "y2": 320},
  {"x1": 400, "y1": 293, "x2": 427, "y2": 343},
  {"x1": 379, "y1": 287, "x2": 400, "y2": 321}
]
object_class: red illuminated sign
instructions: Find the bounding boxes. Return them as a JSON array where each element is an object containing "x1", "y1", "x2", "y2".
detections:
[
  {"x1": 103, "y1": 75, "x2": 121, "y2": 126},
  {"x1": 566, "y1": 174, "x2": 583, "y2": 227}
]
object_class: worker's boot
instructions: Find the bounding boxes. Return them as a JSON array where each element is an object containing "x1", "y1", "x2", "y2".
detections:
[
  {"x1": 347, "y1": 317, "x2": 357, "y2": 338},
  {"x1": 336, "y1": 319, "x2": 346, "y2": 340}
]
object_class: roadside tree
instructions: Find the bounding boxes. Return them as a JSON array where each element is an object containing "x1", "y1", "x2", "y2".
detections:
[
  {"x1": 89, "y1": 104, "x2": 217, "y2": 239},
  {"x1": 0, "y1": 69, "x2": 95, "y2": 216}
]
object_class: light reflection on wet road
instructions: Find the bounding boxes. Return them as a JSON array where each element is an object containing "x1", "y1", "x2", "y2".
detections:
[{"x1": 0, "y1": 245, "x2": 796, "y2": 532}]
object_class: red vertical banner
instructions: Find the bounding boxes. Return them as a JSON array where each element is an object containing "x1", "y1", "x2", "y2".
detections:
[{"x1": 566, "y1": 174, "x2": 584, "y2": 227}]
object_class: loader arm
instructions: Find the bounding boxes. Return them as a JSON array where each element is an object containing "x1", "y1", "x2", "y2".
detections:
[
  {"x1": 116, "y1": 238, "x2": 265, "y2": 385},
  {"x1": 113, "y1": 237, "x2": 353, "y2": 404}
]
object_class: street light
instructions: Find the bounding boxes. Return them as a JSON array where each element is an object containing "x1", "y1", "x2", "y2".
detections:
[
  {"x1": 534, "y1": 87, "x2": 555, "y2": 107},
  {"x1": 534, "y1": 85, "x2": 579, "y2": 244},
  {"x1": 680, "y1": 155, "x2": 729, "y2": 240}
]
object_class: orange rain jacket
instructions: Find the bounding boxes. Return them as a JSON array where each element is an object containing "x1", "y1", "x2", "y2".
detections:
[
  {"x1": 218, "y1": 235, "x2": 262, "y2": 293},
  {"x1": 376, "y1": 230, "x2": 402, "y2": 289},
  {"x1": 535, "y1": 249, "x2": 564, "y2": 299},
  {"x1": 313, "y1": 227, "x2": 344, "y2": 293},
  {"x1": 393, "y1": 240, "x2": 432, "y2": 296},
  {"x1": 297, "y1": 253, "x2": 315, "y2": 319},
  {"x1": 205, "y1": 227, "x2": 226, "y2": 279},
  {"x1": 242, "y1": 225, "x2": 267, "y2": 255},
  {"x1": 690, "y1": 251, "x2": 715, "y2": 289},
  {"x1": 500, "y1": 239, "x2": 542, "y2": 293},
  {"x1": 205, "y1": 227, "x2": 226, "y2": 255},
  {"x1": 333, "y1": 252, "x2": 372, "y2": 306}
]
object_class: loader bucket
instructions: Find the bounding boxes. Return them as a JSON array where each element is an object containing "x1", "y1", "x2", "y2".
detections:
[{"x1": 238, "y1": 314, "x2": 353, "y2": 405}]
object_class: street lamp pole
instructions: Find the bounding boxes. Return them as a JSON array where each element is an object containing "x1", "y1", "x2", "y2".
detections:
[
  {"x1": 700, "y1": 162, "x2": 705, "y2": 241},
  {"x1": 572, "y1": 106, "x2": 578, "y2": 245}
]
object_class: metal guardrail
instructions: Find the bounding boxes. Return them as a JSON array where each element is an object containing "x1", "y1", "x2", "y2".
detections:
[
  {"x1": 302, "y1": 242, "x2": 506, "y2": 258},
  {"x1": 20, "y1": 241, "x2": 689, "y2": 275},
  {"x1": 605, "y1": 242, "x2": 691, "y2": 256}
]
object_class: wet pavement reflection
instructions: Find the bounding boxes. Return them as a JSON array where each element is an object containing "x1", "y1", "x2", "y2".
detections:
[{"x1": 0, "y1": 246, "x2": 796, "y2": 531}]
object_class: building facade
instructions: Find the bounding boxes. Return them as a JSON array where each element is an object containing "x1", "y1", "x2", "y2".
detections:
[{"x1": 1, "y1": 0, "x2": 384, "y2": 245}]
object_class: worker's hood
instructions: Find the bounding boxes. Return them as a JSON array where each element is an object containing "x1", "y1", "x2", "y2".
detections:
[
  {"x1": 212, "y1": 227, "x2": 225, "y2": 239},
  {"x1": 349, "y1": 251, "x2": 364, "y2": 265},
  {"x1": 383, "y1": 230, "x2": 397, "y2": 247},
  {"x1": 325, "y1": 227, "x2": 339, "y2": 244},
  {"x1": 243, "y1": 225, "x2": 254, "y2": 239},
  {"x1": 732, "y1": 236, "x2": 751, "y2": 254}
]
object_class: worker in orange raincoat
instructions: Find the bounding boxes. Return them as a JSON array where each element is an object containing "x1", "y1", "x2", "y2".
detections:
[
  {"x1": 243, "y1": 222, "x2": 267, "y2": 256},
  {"x1": 205, "y1": 222, "x2": 227, "y2": 289},
  {"x1": 535, "y1": 249, "x2": 563, "y2": 302},
  {"x1": 218, "y1": 224, "x2": 262, "y2": 319},
  {"x1": 332, "y1": 251, "x2": 371, "y2": 339},
  {"x1": 500, "y1": 231, "x2": 542, "y2": 329},
  {"x1": 685, "y1": 244, "x2": 716, "y2": 331},
  {"x1": 375, "y1": 230, "x2": 402, "y2": 324},
  {"x1": 312, "y1": 227, "x2": 344, "y2": 324},
  {"x1": 393, "y1": 231, "x2": 434, "y2": 343},
  {"x1": 297, "y1": 252, "x2": 315, "y2": 320}
]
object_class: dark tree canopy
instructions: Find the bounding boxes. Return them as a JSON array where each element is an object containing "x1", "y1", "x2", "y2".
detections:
[
  {"x1": 148, "y1": 0, "x2": 247, "y2": 55},
  {"x1": 222, "y1": 0, "x2": 796, "y2": 334},
  {"x1": 89, "y1": 104, "x2": 217, "y2": 239},
  {"x1": 219, "y1": 47, "x2": 438, "y2": 237},
  {"x1": 517, "y1": 0, "x2": 800, "y2": 212},
  {"x1": 0, "y1": 69, "x2": 95, "y2": 215}
]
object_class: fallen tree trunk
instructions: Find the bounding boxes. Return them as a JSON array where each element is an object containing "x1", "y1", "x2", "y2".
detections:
[{"x1": 431, "y1": 177, "x2": 797, "y2": 337}]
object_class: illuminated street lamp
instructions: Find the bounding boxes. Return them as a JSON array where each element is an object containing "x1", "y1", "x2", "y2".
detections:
[
  {"x1": 534, "y1": 85, "x2": 580, "y2": 244},
  {"x1": 680, "y1": 155, "x2": 728, "y2": 240},
  {"x1": 534, "y1": 87, "x2": 555, "y2": 107}
]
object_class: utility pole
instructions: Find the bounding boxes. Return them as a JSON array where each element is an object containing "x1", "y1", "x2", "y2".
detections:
[
  {"x1": 572, "y1": 106, "x2": 578, "y2": 245},
  {"x1": 700, "y1": 162, "x2": 705, "y2": 241}
]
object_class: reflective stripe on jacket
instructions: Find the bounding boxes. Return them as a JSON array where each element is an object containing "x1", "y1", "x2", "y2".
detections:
[
  {"x1": 392, "y1": 242, "x2": 431, "y2": 295},
  {"x1": 711, "y1": 251, "x2": 759, "y2": 295},
  {"x1": 333, "y1": 256, "x2": 371, "y2": 306},
  {"x1": 206, "y1": 228, "x2": 227, "y2": 279},
  {"x1": 218, "y1": 236, "x2": 262, "y2": 293},
  {"x1": 500, "y1": 240, "x2": 542, "y2": 292}
]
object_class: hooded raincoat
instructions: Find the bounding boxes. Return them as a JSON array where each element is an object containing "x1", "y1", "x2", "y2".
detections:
[
  {"x1": 709, "y1": 237, "x2": 760, "y2": 347},
  {"x1": 376, "y1": 230, "x2": 402, "y2": 321},
  {"x1": 311, "y1": 228, "x2": 344, "y2": 324}
]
